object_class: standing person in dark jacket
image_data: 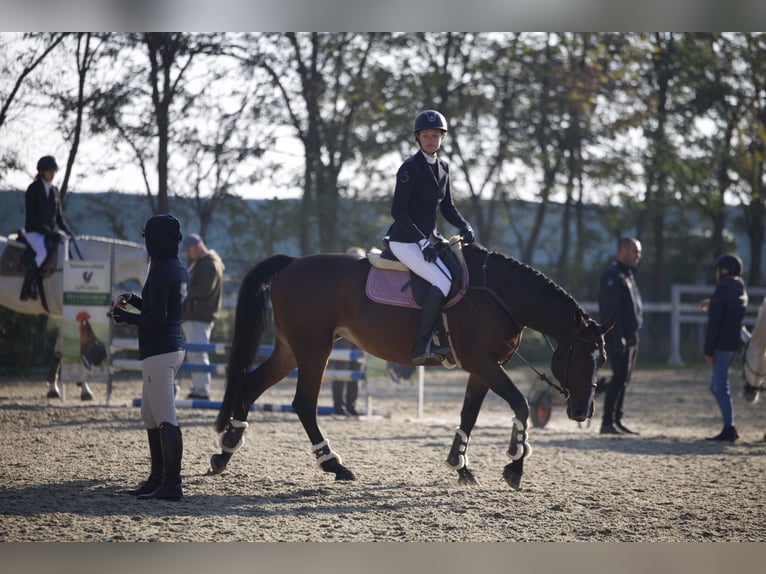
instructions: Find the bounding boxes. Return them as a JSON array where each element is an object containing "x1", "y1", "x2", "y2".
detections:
[
  {"x1": 698, "y1": 254, "x2": 748, "y2": 442},
  {"x1": 21, "y1": 155, "x2": 72, "y2": 300},
  {"x1": 109, "y1": 214, "x2": 189, "y2": 501},
  {"x1": 598, "y1": 237, "x2": 643, "y2": 435},
  {"x1": 386, "y1": 109, "x2": 475, "y2": 364},
  {"x1": 180, "y1": 233, "x2": 225, "y2": 400}
]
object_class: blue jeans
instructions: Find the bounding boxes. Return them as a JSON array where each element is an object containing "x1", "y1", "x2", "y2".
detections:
[{"x1": 709, "y1": 350, "x2": 736, "y2": 427}]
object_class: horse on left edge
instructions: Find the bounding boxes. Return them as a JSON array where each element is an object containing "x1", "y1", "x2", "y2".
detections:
[{"x1": 0, "y1": 233, "x2": 147, "y2": 400}]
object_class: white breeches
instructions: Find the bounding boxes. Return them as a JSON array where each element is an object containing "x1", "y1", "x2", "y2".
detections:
[
  {"x1": 140, "y1": 350, "x2": 185, "y2": 428},
  {"x1": 25, "y1": 231, "x2": 48, "y2": 268},
  {"x1": 389, "y1": 239, "x2": 452, "y2": 297}
]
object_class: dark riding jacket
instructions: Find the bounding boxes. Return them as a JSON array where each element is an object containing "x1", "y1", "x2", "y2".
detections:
[
  {"x1": 24, "y1": 178, "x2": 71, "y2": 236},
  {"x1": 704, "y1": 275, "x2": 747, "y2": 356},
  {"x1": 387, "y1": 151, "x2": 469, "y2": 243},
  {"x1": 114, "y1": 215, "x2": 189, "y2": 360},
  {"x1": 598, "y1": 260, "x2": 643, "y2": 348}
]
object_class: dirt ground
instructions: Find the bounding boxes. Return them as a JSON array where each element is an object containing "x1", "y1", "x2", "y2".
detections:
[{"x1": 1, "y1": 366, "x2": 765, "y2": 543}]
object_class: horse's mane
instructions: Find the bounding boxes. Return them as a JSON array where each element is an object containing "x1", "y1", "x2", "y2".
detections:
[{"x1": 468, "y1": 243, "x2": 588, "y2": 320}]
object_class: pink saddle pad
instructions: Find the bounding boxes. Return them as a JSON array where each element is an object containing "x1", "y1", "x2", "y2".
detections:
[{"x1": 365, "y1": 264, "x2": 468, "y2": 309}]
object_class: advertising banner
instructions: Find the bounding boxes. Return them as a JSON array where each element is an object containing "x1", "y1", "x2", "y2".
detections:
[{"x1": 61, "y1": 260, "x2": 111, "y2": 382}]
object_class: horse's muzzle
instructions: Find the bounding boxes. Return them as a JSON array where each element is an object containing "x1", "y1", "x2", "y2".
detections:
[{"x1": 566, "y1": 395, "x2": 595, "y2": 422}]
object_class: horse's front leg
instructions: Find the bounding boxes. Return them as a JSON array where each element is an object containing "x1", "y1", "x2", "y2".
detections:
[
  {"x1": 446, "y1": 374, "x2": 488, "y2": 486},
  {"x1": 292, "y1": 364, "x2": 356, "y2": 482},
  {"x1": 465, "y1": 362, "x2": 531, "y2": 490}
]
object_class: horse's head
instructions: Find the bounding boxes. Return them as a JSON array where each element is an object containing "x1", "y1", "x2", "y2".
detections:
[{"x1": 551, "y1": 316, "x2": 614, "y2": 422}]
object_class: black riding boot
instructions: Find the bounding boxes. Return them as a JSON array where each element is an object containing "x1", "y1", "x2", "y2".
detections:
[
  {"x1": 411, "y1": 286, "x2": 449, "y2": 364},
  {"x1": 139, "y1": 423, "x2": 183, "y2": 501},
  {"x1": 126, "y1": 428, "x2": 163, "y2": 496},
  {"x1": 20, "y1": 266, "x2": 39, "y2": 300},
  {"x1": 346, "y1": 380, "x2": 359, "y2": 416},
  {"x1": 332, "y1": 380, "x2": 348, "y2": 415}
]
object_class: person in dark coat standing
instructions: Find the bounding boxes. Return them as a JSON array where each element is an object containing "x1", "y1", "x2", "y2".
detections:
[
  {"x1": 21, "y1": 155, "x2": 72, "y2": 300},
  {"x1": 386, "y1": 109, "x2": 475, "y2": 364},
  {"x1": 110, "y1": 214, "x2": 190, "y2": 501},
  {"x1": 598, "y1": 237, "x2": 643, "y2": 435},
  {"x1": 699, "y1": 254, "x2": 748, "y2": 442},
  {"x1": 180, "y1": 233, "x2": 225, "y2": 400}
]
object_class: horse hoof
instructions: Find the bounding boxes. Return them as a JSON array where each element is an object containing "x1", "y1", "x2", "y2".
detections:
[
  {"x1": 80, "y1": 391, "x2": 93, "y2": 401},
  {"x1": 210, "y1": 453, "x2": 230, "y2": 474},
  {"x1": 457, "y1": 466, "x2": 480, "y2": 486},
  {"x1": 46, "y1": 390, "x2": 60, "y2": 399},
  {"x1": 334, "y1": 467, "x2": 356, "y2": 481},
  {"x1": 503, "y1": 463, "x2": 522, "y2": 491}
]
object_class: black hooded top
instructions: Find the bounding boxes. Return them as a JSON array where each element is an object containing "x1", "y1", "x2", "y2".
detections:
[
  {"x1": 704, "y1": 274, "x2": 748, "y2": 356},
  {"x1": 115, "y1": 214, "x2": 189, "y2": 360}
]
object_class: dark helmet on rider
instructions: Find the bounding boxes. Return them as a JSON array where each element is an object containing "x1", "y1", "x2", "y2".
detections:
[
  {"x1": 714, "y1": 253, "x2": 743, "y2": 276},
  {"x1": 413, "y1": 110, "x2": 448, "y2": 134},
  {"x1": 36, "y1": 155, "x2": 58, "y2": 173}
]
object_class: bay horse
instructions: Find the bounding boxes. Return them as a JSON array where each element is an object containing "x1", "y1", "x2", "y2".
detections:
[
  {"x1": 211, "y1": 241, "x2": 613, "y2": 490},
  {"x1": 742, "y1": 299, "x2": 766, "y2": 404},
  {"x1": 0, "y1": 234, "x2": 147, "y2": 399}
]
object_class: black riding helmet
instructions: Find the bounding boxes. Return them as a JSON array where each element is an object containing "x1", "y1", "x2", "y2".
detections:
[
  {"x1": 142, "y1": 214, "x2": 182, "y2": 260},
  {"x1": 37, "y1": 155, "x2": 58, "y2": 173},
  {"x1": 714, "y1": 253, "x2": 743, "y2": 276},
  {"x1": 413, "y1": 110, "x2": 448, "y2": 133}
]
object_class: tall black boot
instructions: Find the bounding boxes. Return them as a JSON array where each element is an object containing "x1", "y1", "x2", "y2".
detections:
[
  {"x1": 126, "y1": 428, "x2": 163, "y2": 496},
  {"x1": 139, "y1": 423, "x2": 183, "y2": 501},
  {"x1": 346, "y1": 380, "x2": 359, "y2": 416},
  {"x1": 20, "y1": 266, "x2": 38, "y2": 300},
  {"x1": 411, "y1": 286, "x2": 449, "y2": 364},
  {"x1": 332, "y1": 380, "x2": 348, "y2": 415},
  {"x1": 600, "y1": 379, "x2": 622, "y2": 434}
]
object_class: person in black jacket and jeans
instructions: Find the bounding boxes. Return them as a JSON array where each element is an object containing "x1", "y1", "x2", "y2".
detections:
[
  {"x1": 698, "y1": 254, "x2": 748, "y2": 442},
  {"x1": 598, "y1": 237, "x2": 643, "y2": 435},
  {"x1": 110, "y1": 214, "x2": 190, "y2": 500}
]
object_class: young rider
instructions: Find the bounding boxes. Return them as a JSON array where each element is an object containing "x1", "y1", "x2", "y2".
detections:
[{"x1": 386, "y1": 110, "x2": 475, "y2": 364}]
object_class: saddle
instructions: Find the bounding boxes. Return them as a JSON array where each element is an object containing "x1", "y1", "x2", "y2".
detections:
[
  {"x1": 364, "y1": 237, "x2": 469, "y2": 369},
  {"x1": 0, "y1": 230, "x2": 59, "y2": 277},
  {"x1": 365, "y1": 236, "x2": 468, "y2": 309},
  {"x1": 1, "y1": 230, "x2": 61, "y2": 311}
]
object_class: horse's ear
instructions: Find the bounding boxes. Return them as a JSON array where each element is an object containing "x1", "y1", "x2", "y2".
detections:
[{"x1": 600, "y1": 316, "x2": 616, "y2": 335}]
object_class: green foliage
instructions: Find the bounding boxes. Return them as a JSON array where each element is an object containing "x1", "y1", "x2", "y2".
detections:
[{"x1": 0, "y1": 308, "x2": 57, "y2": 374}]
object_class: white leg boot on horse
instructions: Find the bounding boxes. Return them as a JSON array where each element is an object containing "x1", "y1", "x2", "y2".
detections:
[
  {"x1": 77, "y1": 381, "x2": 94, "y2": 401},
  {"x1": 126, "y1": 428, "x2": 163, "y2": 496},
  {"x1": 411, "y1": 285, "x2": 450, "y2": 364}
]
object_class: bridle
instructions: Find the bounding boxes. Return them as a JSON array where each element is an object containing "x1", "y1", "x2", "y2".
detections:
[{"x1": 464, "y1": 249, "x2": 602, "y2": 400}]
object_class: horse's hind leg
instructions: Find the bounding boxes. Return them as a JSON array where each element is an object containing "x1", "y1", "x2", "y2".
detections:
[
  {"x1": 292, "y1": 355, "x2": 355, "y2": 482},
  {"x1": 210, "y1": 346, "x2": 296, "y2": 474},
  {"x1": 446, "y1": 374, "x2": 488, "y2": 486}
]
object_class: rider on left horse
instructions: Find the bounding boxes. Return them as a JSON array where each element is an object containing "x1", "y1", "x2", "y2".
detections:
[
  {"x1": 21, "y1": 155, "x2": 72, "y2": 301},
  {"x1": 386, "y1": 110, "x2": 475, "y2": 365}
]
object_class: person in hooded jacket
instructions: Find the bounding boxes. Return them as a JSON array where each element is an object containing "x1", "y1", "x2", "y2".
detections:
[
  {"x1": 109, "y1": 214, "x2": 189, "y2": 500},
  {"x1": 698, "y1": 253, "x2": 748, "y2": 442}
]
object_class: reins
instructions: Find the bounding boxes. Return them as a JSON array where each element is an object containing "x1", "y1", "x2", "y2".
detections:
[{"x1": 461, "y1": 249, "x2": 572, "y2": 399}]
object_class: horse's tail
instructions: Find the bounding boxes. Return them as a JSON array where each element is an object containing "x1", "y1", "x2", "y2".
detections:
[{"x1": 215, "y1": 254, "x2": 294, "y2": 432}]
